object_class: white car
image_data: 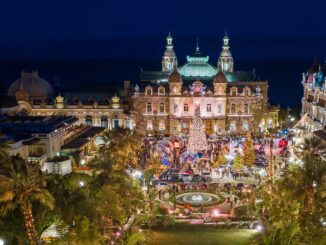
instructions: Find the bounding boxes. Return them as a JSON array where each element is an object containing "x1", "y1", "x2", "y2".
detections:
[
  {"x1": 155, "y1": 182, "x2": 169, "y2": 191},
  {"x1": 201, "y1": 172, "x2": 211, "y2": 180},
  {"x1": 180, "y1": 174, "x2": 192, "y2": 182}
]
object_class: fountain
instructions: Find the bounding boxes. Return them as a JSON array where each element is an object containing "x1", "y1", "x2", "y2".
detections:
[{"x1": 176, "y1": 192, "x2": 220, "y2": 207}]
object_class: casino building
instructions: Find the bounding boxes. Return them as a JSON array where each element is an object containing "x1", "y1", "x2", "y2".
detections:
[
  {"x1": 132, "y1": 33, "x2": 279, "y2": 136},
  {"x1": 2, "y1": 33, "x2": 279, "y2": 137}
]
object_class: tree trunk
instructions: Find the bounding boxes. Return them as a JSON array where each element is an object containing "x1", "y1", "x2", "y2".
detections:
[{"x1": 22, "y1": 207, "x2": 38, "y2": 245}]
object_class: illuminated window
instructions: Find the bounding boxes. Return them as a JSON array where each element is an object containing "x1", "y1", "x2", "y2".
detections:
[
  {"x1": 231, "y1": 104, "x2": 236, "y2": 114},
  {"x1": 159, "y1": 102, "x2": 165, "y2": 114},
  {"x1": 217, "y1": 104, "x2": 222, "y2": 113},
  {"x1": 242, "y1": 121, "x2": 249, "y2": 131},
  {"x1": 244, "y1": 104, "x2": 249, "y2": 114},
  {"x1": 145, "y1": 87, "x2": 152, "y2": 96},
  {"x1": 230, "y1": 122, "x2": 236, "y2": 131},
  {"x1": 158, "y1": 86, "x2": 165, "y2": 95},
  {"x1": 207, "y1": 104, "x2": 212, "y2": 112},
  {"x1": 184, "y1": 103, "x2": 189, "y2": 112},
  {"x1": 159, "y1": 120, "x2": 165, "y2": 130},
  {"x1": 244, "y1": 88, "x2": 250, "y2": 96},
  {"x1": 146, "y1": 102, "x2": 152, "y2": 113},
  {"x1": 147, "y1": 120, "x2": 153, "y2": 130}
]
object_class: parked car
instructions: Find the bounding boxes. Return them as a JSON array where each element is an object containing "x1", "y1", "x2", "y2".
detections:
[
  {"x1": 201, "y1": 171, "x2": 211, "y2": 180},
  {"x1": 155, "y1": 182, "x2": 169, "y2": 191},
  {"x1": 180, "y1": 173, "x2": 192, "y2": 182},
  {"x1": 183, "y1": 169, "x2": 194, "y2": 176},
  {"x1": 192, "y1": 174, "x2": 201, "y2": 182},
  {"x1": 171, "y1": 173, "x2": 179, "y2": 182}
]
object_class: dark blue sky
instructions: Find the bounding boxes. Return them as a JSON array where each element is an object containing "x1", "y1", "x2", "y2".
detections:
[
  {"x1": 1, "y1": 0, "x2": 325, "y2": 40},
  {"x1": 0, "y1": 0, "x2": 325, "y2": 59}
]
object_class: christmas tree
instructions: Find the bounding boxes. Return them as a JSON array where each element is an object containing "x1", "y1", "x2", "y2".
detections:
[
  {"x1": 243, "y1": 131, "x2": 256, "y2": 168},
  {"x1": 232, "y1": 151, "x2": 244, "y2": 171},
  {"x1": 188, "y1": 106, "x2": 208, "y2": 153}
]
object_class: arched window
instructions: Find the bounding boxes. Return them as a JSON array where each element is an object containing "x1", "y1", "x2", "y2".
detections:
[
  {"x1": 101, "y1": 116, "x2": 108, "y2": 128},
  {"x1": 85, "y1": 115, "x2": 93, "y2": 126},
  {"x1": 231, "y1": 87, "x2": 237, "y2": 96},
  {"x1": 145, "y1": 86, "x2": 152, "y2": 96},
  {"x1": 244, "y1": 87, "x2": 250, "y2": 96},
  {"x1": 158, "y1": 86, "x2": 165, "y2": 95}
]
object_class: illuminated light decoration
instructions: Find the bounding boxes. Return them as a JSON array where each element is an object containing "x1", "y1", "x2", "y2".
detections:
[
  {"x1": 180, "y1": 151, "x2": 199, "y2": 164},
  {"x1": 278, "y1": 138, "x2": 288, "y2": 147},
  {"x1": 187, "y1": 106, "x2": 208, "y2": 153},
  {"x1": 212, "y1": 209, "x2": 219, "y2": 217},
  {"x1": 243, "y1": 132, "x2": 255, "y2": 168}
]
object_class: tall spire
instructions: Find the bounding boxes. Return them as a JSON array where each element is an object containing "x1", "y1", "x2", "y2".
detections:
[
  {"x1": 162, "y1": 32, "x2": 177, "y2": 73},
  {"x1": 196, "y1": 38, "x2": 200, "y2": 52},
  {"x1": 218, "y1": 32, "x2": 234, "y2": 72},
  {"x1": 166, "y1": 32, "x2": 173, "y2": 49}
]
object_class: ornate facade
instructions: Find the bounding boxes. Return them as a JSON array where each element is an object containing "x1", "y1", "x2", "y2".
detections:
[
  {"x1": 300, "y1": 60, "x2": 326, "y2": 131},
  {"x1": 133, "y1": 34, "x2": 279, "y2": 136},
  {"x1": 6, "y1": 71, "x2": 134, "y2": 130},
  {"x1": 3, "y1": 33, "x2": 279, "y2": 137}
]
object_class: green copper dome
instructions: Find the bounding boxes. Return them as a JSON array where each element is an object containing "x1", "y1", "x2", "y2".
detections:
[{"x1": 179, "y1": 47, "x2": 217, "y2": 78}]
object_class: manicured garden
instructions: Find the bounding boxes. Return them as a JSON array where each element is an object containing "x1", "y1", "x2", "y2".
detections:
[{"x1": 149, "y1": 228, "x2": 259, "y2": 245}]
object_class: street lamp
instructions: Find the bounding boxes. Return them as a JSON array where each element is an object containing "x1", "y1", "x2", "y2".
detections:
[
  {"x1": 79, "y1": 181, "x2": 85, "y2": 187},
  {"x1": 212, "y1": 209, "x2": 219, "y2": 217}
]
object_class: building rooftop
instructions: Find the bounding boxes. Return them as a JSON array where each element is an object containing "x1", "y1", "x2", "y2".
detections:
[
  {"x1": 0, "y1": 116, "x2": 78, "y2": 134},
  {"x1": 62, "y1": 126, "x2": 105, "y2": 149}
]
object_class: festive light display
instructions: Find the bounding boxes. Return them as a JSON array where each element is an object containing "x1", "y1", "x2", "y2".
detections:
[
  {"x1": 243, "y1": 131, "x2": 256, "y2": 168},
  {"x1": 188, "y1": 106, "x2": 208, "y2": 153},
  {"x1": 232, "y1": 151, "x2": 244, "y2": 171}
]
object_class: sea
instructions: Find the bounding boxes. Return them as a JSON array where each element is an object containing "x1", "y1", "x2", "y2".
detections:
[{"x1": 0, "y1": 58, "x2": 311, "y2": 108}]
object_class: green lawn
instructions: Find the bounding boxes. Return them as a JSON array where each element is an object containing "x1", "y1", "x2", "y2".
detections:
[{"x1": 149, "y1": 228, "x2": 259, "y2": 245}]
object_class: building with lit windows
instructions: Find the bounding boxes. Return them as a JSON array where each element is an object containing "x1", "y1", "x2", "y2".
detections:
[
  {"x1": 2, "y1": 33, "x2": 279, "y2": 138},
  {"x1": 5, "y1": 71, "x2": 134, "y2": 130},
  {"x1": 133, "y1": 33, "x2": 279, "y2": 136},
  {"x1": 300, "y1": 60, "x2": 326, "y2": 132}
]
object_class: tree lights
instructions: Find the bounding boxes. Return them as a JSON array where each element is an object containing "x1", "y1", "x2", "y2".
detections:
[
  {"x1": 243, "y1": 131, "x2": 255, "y2": 168},
  {"x1": 188, "y1": 106, "x2": 208, "y2": 153}
]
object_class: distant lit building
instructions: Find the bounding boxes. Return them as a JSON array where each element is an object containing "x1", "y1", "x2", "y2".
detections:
[
  {"x1": 5, "y1": 71, "x2": 134, "y2": 130},
  {"x1": 134, "y1": 33, "x2": 279, "y2": 136},
  {"x1": 300, "y1": 60, "x2": 326, "y2": 132}
]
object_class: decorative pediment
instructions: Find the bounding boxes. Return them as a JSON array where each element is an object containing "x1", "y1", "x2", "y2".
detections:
[{"x1": 190, "y1": 80, "x2": 206, "y2": 95}]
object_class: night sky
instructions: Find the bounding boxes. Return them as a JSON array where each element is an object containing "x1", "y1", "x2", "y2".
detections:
[
  {"x1": 0, "y1": 0, "x2": 325, "y2": 58},
  {"x1": 0, "y1": 0, "x2": 326, "y2": 108}
]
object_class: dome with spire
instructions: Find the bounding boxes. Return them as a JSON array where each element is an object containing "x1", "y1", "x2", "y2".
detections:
[
  {"x1": 8, "y1": 71, "x2": 54, "y2": 100},
  {"x1": 179, "y1": 40, "x2": 217, "y2": 79}
]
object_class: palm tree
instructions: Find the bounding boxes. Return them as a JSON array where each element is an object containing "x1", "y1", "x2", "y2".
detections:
[
  {"x1": 260, "y1": 156, "x2": 326, "y2": 244},
  {"x1": 301, "y1": 136, "x2": 326, "y2": 158},
  {"x1": 0, "y1": 156, "x2": 54, "y2": 244},
  {"x1": 103, "y1": 127, "x2": 141, "y2": 169}
]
